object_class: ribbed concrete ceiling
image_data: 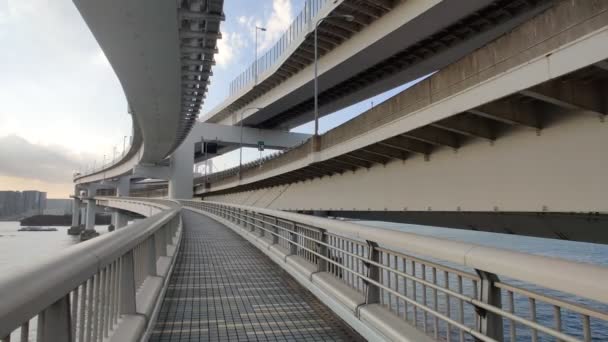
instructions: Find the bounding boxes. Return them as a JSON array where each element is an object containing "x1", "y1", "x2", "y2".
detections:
[{"x1": 74, "y1": 0, "x2": 224, "y2": 164}]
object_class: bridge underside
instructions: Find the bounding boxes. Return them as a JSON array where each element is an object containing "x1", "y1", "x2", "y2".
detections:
[
  {"x1": 199, "y1": 0, "x2": 608, "y2": 244},
  {"x1": 151, "y1": 209, "x2": 363, "y2": 341}
]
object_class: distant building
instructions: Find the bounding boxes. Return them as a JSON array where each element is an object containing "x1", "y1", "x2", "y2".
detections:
[
  {"x1": 44, "y1": 199, "x2": 72, "y2": 215},
  {"x1": 0, "y1": 190, "x2": 48, "y2": 218}
]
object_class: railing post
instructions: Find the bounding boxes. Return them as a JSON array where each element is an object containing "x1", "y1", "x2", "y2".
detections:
[
  {"x1": 120, "y1": 251, "x2": 137, "y2": 315},
  {"x1": 272, "y1": 217, "x2": 279, "y2": 244},
  {"x1": 147, "y1": 235, "x2": 157, "y2": 276},
  {"x1": 364, "y1": 241, "x2": 381, "y2": 305},
  {"x1": 259, "y1": 214, "x2": 265, "y2": 237},
  {"x1": 289, "y1": 222, "x2": 298, "y2": 255},
  {"x1": 476, "y1": 270, "x2": 503, "y2": 339},
  {"x1": 157, "y1": 228, "x2": 167, "y2": 258},
  {"x1": 40, "y1": 294, "x2": 72, "y2": 342},
  {"x1": 317, "y1": 229, "x2": 328, "y2": 272}
]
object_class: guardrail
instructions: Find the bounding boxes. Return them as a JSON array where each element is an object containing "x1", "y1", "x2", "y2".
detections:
[
  {"x1": 182, "y1": 200, "x2": 608, "y2": 342},
  {"x1": 0, "y1": 198, "x2": 182, "y2": 342},
  {"x1": 229, "y1": 0, "x2": 329, "y2": 96}
]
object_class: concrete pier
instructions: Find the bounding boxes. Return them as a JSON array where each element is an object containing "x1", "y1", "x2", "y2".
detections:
[
  {"x1": 67, "y1": 196, "x2": 83, "y2": 235},
  {"x1": 81, "y1": 186, "x2": 99, "y2": 241}
]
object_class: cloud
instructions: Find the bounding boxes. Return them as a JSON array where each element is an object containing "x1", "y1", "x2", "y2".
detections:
[
  {"x1": 240, "y1": 0, "x2": 294, "y2": 54},
  {"x1": 260, "y1": 0, "x2": 294, "y2": 51},
  {"x1": 216, "y1": 31, "x2": 247, "y2": 67},
  {"x1": 0, "y1": 135, "x2": 93, "y2": 183}
]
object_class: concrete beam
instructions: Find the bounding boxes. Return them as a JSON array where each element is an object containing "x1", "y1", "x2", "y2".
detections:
[
  {"x1": 379, "y1": 136, "x2": 431, "y2": 155},
  {"x1": 469, "y1": 99, "x2": 541, "y2": 129},
  {"x1": 520, "y1": 80, "x2": 607, "y2": 115},
  {"x1": 431, "y1": 114, "x2": 496, "y2": 141},
  {"x1": 169, "y1": 139, "x2": 194, "y2": 199},
  {"x1": 402, "y1": 126, "x2": 460, "y2": 149},
  {"x1": 133, "y1": 165, "x2": 170, "y2": 180},
  {"x1": 188, "y1": 122, "x2": 310, "y2": 148}
]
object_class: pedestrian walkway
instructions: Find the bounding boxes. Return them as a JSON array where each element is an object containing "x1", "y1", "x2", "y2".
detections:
[{"x1": 150, "y1": 210, "x2": 364, "y2": 341}]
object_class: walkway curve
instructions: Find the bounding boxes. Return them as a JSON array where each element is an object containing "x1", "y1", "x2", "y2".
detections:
[{"x1": 150, "y1": 209, "x2": 363, "y2": 341}]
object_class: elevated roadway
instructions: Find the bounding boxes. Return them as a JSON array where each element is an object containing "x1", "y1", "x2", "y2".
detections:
[
  {"x1": 203, "y1": 0, "x2": 556, "y2": 129},
  {"x1": 196, "y1": 0, "x2": 608, "y2": 243},
  {"x1": 73, "y1": 0, "x2": 224, "y2": 185}
]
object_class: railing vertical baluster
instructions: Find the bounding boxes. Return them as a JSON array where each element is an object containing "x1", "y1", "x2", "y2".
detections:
[
  {"x1": 20, "y1": 321, "x2": 29, "y2": 342},
  {"x1": 104, "y1": 265, "x2": 112, "y2": 339},
  {"x1": 41, "y1": 294, "x2": 71, "y2": 341},
  {"x1": 529, "y1": 297, "x2": 537, "y2": 342},
  {"x1": 289, "y1": 222, "x2": 298, "y2": 255},
  {"x1": 404, "y1": 257, "x2": 409, "y2": 322},
  {"x1": 364, "y1": 241, "x2": 380, "y2": 305},
  {"x1": 411, "y1": 260, "x2": 417, "y2": 327},
  {"x1": 476, "y1": 270, "x2": 503, "y2": 339},
  {"x1": 158, "y1": 227, "x2": 167, "y2": 258},
  {"x1": 508, "y1": 290, "x2": 516, "y2": 342},
  {"x1": 92, "y1": 272, "x2": 101, "y2": 342},
  {"x1": 422, "y1": 263, "x2": 427, "y2": 333},
  {"x1": 37, "y1": 311, "x2": 45, "y2": 341},
  {"x1": 108, "y1": 262, "x2": 115, "y2": 333},
  {"x1": 378, "y1": 251, "x2": 384, "y2": 306},
  {"x1": 554, "y1": 305, "x2": 562, "y2": 342},
  {"x1": 457, "y1": 275, "x2": 464, "y2": 342},
  {"x1": 394, "y1": 254, "x2": 399, "y2": 315},
  {"x1": 357, "y1": 244, "x2": 362, "y2": 291},
  {"x1": 318, "y1": 229, "x2": 328, "y2": 272},
  {"x1": 148, "y1": 235, "x2": 158, "y2": 276},
  {"x1": 334, "y1": 236, "x2": 339, "y2": 276},
  {"x1": 116, "y1": 257, "x2": 123, "y2": 325},
  {"x1": 582, "y1": 314, "x2": 591, "y2": 342},
  {"x1": 85, "y1": 278, "x2": 93, "y2": 341},
  {"x1": 99, "y1": 268, "x2": 107, "y2": 342},
  {"x1": 71, "y1": 286, "x2": 79, "y2": 340},
  {"x1": 444, "y1": 270, "x2": 451, "y2": 342},
  {"x1": 120, "y1": 251, "x2": 137, "y2": 315},
  {"x1": 86, "y1": 276, "x2": 95, "y2": 342},
  {"x1": 432, "y1": 267, "x2": 438, "y2": 339},
  {"x1": 272, "y1": 217, "x2": 279, "y2": 244}
]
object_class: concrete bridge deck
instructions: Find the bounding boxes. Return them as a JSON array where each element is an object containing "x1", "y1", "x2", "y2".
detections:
[{"x1": 150, "y1": 209, "x2": 363, "y2": 342}]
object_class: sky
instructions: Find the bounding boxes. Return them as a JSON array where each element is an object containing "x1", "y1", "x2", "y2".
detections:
[{"x1": 0, "y1": 0, "x2": 416, "y2": 198}]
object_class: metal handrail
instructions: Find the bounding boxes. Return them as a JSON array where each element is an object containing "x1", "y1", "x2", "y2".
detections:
[
  {"x1": 228, "y1": 0, "x2": 330, "y2": 96},
  {"x1": 182, "y1": 200, "x2": 608, "y2": 342},
  {"x1": 0, "y1": 198, "x2": 182, "y2": 341}
]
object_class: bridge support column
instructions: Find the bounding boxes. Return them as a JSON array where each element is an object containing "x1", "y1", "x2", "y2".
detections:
[
  {"x1": 67, "y1": 195, "x2": 83, "y2": 235},
  {"x1": 113, "y1": 176, "x2": 131, "y2": 229},
  {"x1": 81, "y1": 185, "x2": 99, "y2": 241},
  {"x1": 115, "y1": 210, "x2": 129, "y2": 229},
  {"x1": 168, "y1": 140, "x2": 194, "y2": 200}
]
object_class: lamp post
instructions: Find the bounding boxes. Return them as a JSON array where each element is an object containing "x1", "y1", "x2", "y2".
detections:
[
  {"x1": 123, "y1": 135, "x2": 128, "y2": 155},
  {"x1": 238, "y1": 107, "x2": 263, "y2": 178},
  {"x1": 313, "y1": 14, "x2": 354, "y2": 137},
  {"x1": 254, "y1": 25, "x2": 267, "y2": 84}
]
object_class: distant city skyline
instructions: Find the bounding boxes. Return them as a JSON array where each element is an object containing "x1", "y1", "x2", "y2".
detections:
[{"x1": 0, "y1": 190, "x2": 47, "y2": 218}]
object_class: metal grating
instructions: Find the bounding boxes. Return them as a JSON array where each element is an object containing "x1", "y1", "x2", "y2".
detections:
[{"x1": 150, "y1": 210, "x2": 363, "y2": 341}]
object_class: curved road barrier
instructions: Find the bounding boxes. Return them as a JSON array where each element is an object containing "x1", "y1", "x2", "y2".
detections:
[
  {"x1": 182, "y1": 200, "x2": 608, "y2": 342},
  {"x1": 0, "y1": 198, "x2": 182, "y2": 342}
]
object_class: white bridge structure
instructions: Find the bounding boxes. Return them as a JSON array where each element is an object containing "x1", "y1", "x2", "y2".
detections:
[{"x1": 1, "y1": 0, "x2": 608, "y2": 341}]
